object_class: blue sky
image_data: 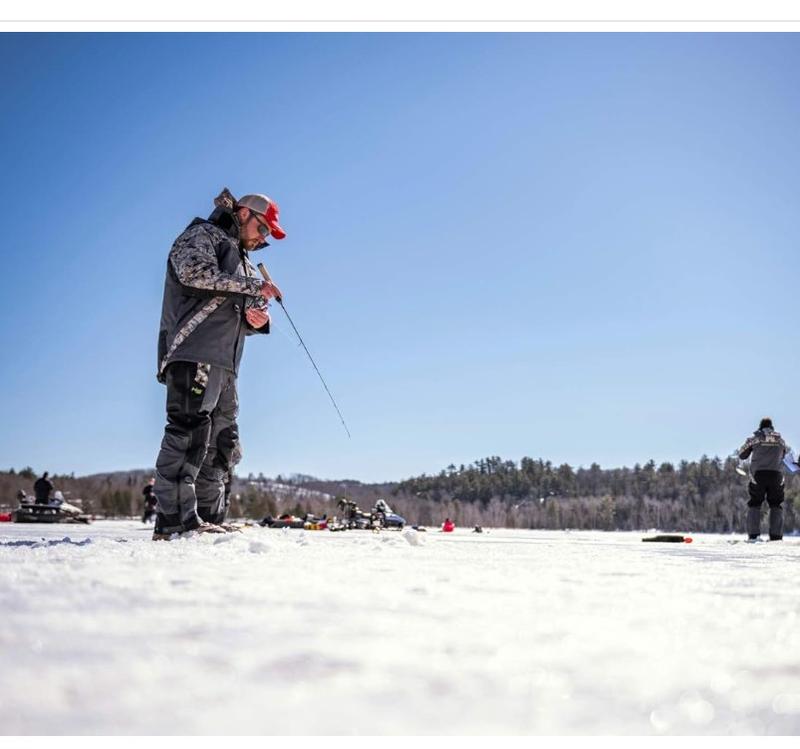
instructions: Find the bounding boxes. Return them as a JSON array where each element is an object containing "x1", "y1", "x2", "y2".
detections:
[{"x1": 1, "y1": 32, "x2": 799, "y2": 482}]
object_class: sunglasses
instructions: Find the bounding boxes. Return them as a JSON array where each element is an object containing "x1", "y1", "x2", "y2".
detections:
[{"x1": 249, "y1": 210, "x2": 271, "y2": 238}]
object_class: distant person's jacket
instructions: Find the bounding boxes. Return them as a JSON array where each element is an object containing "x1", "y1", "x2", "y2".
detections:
[
  {"x1": 157, "y1": 211, "x2": 269, "y2": 382},
  {"x1": 33, "y1": 476, "x2": 54, "y2": 503},
  {"x1": 738, "y1": 428, "x2": 789, "y2": 474},
  {"x1": 142, "y1": 484, "x2": 157, "y2": 507}
]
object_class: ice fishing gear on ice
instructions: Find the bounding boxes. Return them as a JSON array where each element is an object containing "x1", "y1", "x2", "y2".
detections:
[
  {"x1": 257, "y1": 261, "x2": 352, "y2": 439},
  {"x1": 329, "y1": 498, "x2": 406, "y2": 531},
  {"x1": 641, "y1": 534, "x2": 693, "y2": 543}
]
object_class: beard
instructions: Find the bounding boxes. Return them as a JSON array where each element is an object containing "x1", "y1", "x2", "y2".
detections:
[{"x1": 241, "y1": 235, "x2": 266, "y2": 252}]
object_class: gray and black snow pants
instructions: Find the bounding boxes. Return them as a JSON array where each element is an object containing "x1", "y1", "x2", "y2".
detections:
[
  {"x1": 154, "y1": 362, "x2": 242, "y2": 534},
  {"x1": 747, "y1": 469, "x2": 784, "y2": 540}
]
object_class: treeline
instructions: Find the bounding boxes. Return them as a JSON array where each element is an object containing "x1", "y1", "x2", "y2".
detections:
[
  {"x1": 392, "y1": 455, "x2": 800, "y2": 533},
  {"x1": 4, "y1": 455, "x2": 798, "y2": 533}
]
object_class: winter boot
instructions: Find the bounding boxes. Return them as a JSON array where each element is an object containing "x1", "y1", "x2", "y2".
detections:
[{"x1": 153, "y1": 511, "x2": 183, "y2": 541}]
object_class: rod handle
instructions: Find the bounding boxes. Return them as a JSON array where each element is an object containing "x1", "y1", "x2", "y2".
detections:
[{"x1": 257, "y1": 262, "x2": 282, "y2": 304}]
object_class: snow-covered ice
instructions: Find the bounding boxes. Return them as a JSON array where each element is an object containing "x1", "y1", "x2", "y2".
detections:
[{"x1": 1, "y1": 521, "x2": 799, "y2": 735}]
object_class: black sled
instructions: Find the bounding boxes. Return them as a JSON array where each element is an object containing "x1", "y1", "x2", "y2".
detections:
[{"x1": 14, "y1": 500, "x2": 92, "y2": 525}]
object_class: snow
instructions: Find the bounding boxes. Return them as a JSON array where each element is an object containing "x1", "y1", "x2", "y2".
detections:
[{"x1": 1, "y1": 521, "x2": 799, "y2": 735}]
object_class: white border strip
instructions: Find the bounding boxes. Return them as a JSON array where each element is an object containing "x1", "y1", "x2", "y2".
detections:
[
  {"x1": 2, "y1": 0, "x2": 800, "y2": 27},
  {"x1": 3, "y1": 20, "x2": 800, "y2": 31}
]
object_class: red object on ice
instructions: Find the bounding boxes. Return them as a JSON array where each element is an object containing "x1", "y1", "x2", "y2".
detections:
[
  {"x1": 684, "y1": 537, "x2": 693, "y2": 543},
  {"x1": 442, "y1": 519, "x2": 455, "y2": 533},
  {"x1": 0, "y1": 512, "x2": 12, "y2": 522}
]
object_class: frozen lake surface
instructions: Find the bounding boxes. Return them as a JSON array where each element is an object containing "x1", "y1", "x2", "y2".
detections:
[{"x1": 1, "y1": 521, "x2": 799, "y2": 735}]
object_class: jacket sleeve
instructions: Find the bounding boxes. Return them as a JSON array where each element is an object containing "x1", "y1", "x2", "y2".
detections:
[
  {"x1": 170, "y1": 225, "x2": 264, "y2": 298},
  {"x1": 738, "y1": 436, "x2": 755, "y2": 460}
]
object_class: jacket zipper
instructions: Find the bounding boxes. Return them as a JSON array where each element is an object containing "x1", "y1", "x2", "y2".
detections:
[{"x1": 232, "y1": 246, "x2": 249, "y2": 370}]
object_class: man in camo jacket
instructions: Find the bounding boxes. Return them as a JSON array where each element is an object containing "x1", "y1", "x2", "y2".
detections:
[
  {"x1": 152, "y1": 188, "x2": 285, "y2": 539},
  {"x1": 737, "y1": 417, "x2": 790, "y2": 541}
]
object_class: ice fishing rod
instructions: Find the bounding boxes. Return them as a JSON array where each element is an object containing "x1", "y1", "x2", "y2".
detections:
[{"x1": 257, "y1": 262, "x2": 352, "y2": 440}]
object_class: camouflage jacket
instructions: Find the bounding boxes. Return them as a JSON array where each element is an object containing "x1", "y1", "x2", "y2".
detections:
[
  {"x1": 157, "y1": 217, "x2": 269, "y2": 381},
  {"x1": 737, "y1": 428, "x2": 790, "y2": 474}
]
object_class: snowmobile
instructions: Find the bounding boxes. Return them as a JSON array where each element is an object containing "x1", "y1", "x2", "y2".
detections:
[
  {"x1": 13, "y1": 496, "x2": 92, "y2": 524},
  {"x1": 372, "y1": 499, "x2": 406, "y2": 530}
]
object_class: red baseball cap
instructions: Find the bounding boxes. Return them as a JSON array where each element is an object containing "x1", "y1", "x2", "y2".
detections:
[{"x1": 237, "y1": 194, "x2": 287, "y2": 240}]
